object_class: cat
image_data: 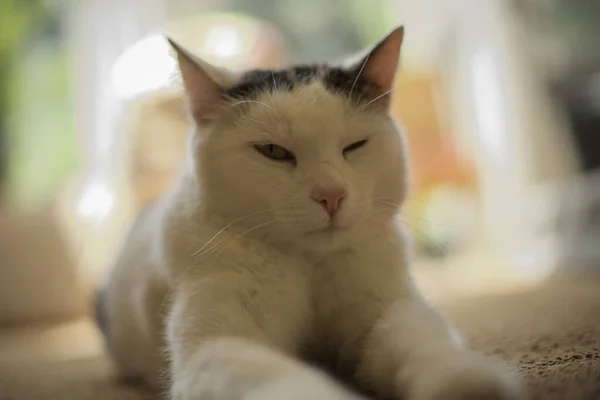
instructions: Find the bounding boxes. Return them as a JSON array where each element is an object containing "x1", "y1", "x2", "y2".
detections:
[{"x1": 97, "y1": 26, "x2": 524, "y2": 400}]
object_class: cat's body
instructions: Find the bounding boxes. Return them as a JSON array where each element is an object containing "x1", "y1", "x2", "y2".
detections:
[{"x1": 98, "y1": 27, "x2": 524, "y2": 400}]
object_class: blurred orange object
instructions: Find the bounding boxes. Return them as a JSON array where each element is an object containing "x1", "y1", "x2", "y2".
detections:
[
  {"x1": 391, "y1": 71, "x2": 479, "y2": 254},
  {"x1": 392, "y1": 71, "x2": 476, "y2": 192}
]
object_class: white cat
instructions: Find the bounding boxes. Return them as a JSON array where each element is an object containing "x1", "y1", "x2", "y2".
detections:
[{"x1": 97, "y1": 26, "x2": 524, "y2": 400}]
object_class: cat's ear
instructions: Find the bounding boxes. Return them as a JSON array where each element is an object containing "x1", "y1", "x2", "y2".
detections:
[
  {"x1": 167, "y1": 37, "x2": 236, "y2": 123},
  {"x1": 354, "y1": 26, "x2": 404, "y2": 94}
]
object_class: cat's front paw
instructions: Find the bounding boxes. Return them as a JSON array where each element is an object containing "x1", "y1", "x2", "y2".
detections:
[{"x1": 407, "y1": 352, "x2": 525, "y2": 400}]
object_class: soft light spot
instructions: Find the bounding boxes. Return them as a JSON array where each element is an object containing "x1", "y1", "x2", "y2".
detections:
[
  {"x1": 77, "y1": 181, "x2": 114, "y2": 221},
  {"x1": 202, "y1": 26, "x2": 242, "y2": 60},
  {"x1": 470, "y1": 48, "x2": 507, "y2": 160},
  {"x1": 112, "y1": 35, "x2": 176, "y2": 99}
]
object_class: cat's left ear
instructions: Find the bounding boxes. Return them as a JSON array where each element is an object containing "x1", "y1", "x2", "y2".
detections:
[
  {"x1": 353, "y1": 26, "x2": 405, "y2": 94},
  {"x1": 167, "y1": 37, "x2": 237, "y2": 123}
]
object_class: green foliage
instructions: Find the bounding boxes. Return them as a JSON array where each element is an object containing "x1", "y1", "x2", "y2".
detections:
[
  {"x1": 0, "y1": 0, "x2": 49, "y2": 109},
  {"x1": 0, "y1": 0, "x2": 43, "y2": 54},
  {"x1": 0, "y1": 0, "x2": 76, "y2": 208},
  {"x1": 8, "y1": 41, "x2": 76, "y2": 207}
]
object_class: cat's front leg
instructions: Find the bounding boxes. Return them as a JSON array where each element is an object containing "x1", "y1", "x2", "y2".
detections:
[
  {"x1": 167, "y1": 278, "x2": 364, "y2": 400},
  {"x1": 356, "y1": 294, "x2": 525, "y2": 400},
  {"x1": 170, "y1": 337, "x2": 364, "y2": 400}
]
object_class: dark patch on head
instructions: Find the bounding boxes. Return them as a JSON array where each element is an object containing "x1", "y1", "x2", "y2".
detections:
[
  {"x1": 222, "y1": 63, "x2": 379, "y2": 106},
  {"x1": 224, "y1": 69, "x2": 293, "y2": 99},
  {"x1": 322, "y1": 67, "x2": 377, "y2": 101},
  {"x1": 291, "y1": 65, "x2": 322, "y2": 84}
]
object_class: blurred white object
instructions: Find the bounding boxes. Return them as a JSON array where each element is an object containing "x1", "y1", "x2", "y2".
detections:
[
  {"x1": 396, "y1": 0, "x2": 580, "y2": 278},
  {"x1": 111, "y1": 14, "x2": 270, "y2": 101},
  {"x1": 76, "y1": 179, "x2": 115, "y2": 221},
  {"x1": 111, "y1": 35, "x2": 176, "y2": 99}
]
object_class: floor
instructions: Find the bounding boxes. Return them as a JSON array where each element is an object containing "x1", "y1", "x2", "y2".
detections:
[{"x1": 0, "y1": 278, "x2": 599, "y2": 400}]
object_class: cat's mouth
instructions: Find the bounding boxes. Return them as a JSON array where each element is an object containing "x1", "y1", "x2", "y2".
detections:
[{"x1": 305, "y1": 225, "x2": 348, "y2": 236}]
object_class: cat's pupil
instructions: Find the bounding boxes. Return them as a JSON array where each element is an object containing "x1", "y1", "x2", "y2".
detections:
[{"x1": 270, "y1": 145, "x2": 284, "y2": 158}]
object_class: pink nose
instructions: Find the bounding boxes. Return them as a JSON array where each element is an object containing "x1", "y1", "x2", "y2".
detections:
[{"x1": 311, "y1": 188, "x2": 347, "y2": 218}]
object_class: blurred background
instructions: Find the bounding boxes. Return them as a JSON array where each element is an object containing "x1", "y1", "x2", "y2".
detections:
[{"x1": 1, "y1": 0, "x2": 599, "y2": 324}]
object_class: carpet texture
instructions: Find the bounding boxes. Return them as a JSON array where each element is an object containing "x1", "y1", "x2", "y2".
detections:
[{"x1": 1, "y1": 278, "x2": 599, "y2": 400}]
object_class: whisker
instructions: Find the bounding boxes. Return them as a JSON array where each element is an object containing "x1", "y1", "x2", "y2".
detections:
[
  {"x1": 190, "y1": 209, "x2": 271, "y2": 259},
  {"x1": 364, "y1": 89, "x2": 394, "y2": 108},
  {"x1": 377, "y1": 199, "x2": 401, "y2": 208},
  {"x1": 369, "y1": 214, "x2": 448, "y2": 256},
  {"x1": 413, "y1": 217, "x2": 451, "y2": 229},
  {"x1": 159, "y1": 211, "x2": 272, "y2": 318},
  {"x1": 191, "y1": 235, "x2": 230, "y2": 262},
  {"x1": 349, "y1": 53, "x2": 370, "y2": 100},
  {"x1": 396, "y1": 217, "x2": 448, "y2": 256},
  {"x1": 271, "y1": 69, "x2": 279, "y2": 94},
  {"x1": 377, "y1": 200, "x2": 450, "y2": 228},
  {"x1": 231, "y1": 100, "x2": 275, "y2": 112},
  {"x1": 209, "y1": 221, "x2": 277, "y2": 267},
  {"x1": 416, "y1": 232, "x2": 447, "y2": 256}
]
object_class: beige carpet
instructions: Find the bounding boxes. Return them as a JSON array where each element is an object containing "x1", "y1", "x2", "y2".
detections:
[{"x1": 1, "y1": 278, "x2": 599, "y2": 400}]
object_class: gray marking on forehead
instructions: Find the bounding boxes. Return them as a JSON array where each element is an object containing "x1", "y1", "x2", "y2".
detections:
[{"x1": 222, "y1": 64, "x2": 379, "y2": 106}]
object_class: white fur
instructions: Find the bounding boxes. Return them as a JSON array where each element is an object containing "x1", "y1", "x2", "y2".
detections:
[{"x1": 100, "y1": 33, "x2": 524, "y2": 400}]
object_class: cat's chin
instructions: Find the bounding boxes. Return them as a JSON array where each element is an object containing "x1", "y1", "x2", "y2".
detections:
[{"x1": 293, "y1": 226, "x2": 361, "y2": 253}]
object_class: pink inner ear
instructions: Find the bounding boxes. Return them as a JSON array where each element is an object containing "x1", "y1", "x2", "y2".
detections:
[
  {"x1": 179, "y1": 60, "x2": 221, "y2": 120},
  {"x1": 363, "y1": 27, "x2": 404, "y2": 93},
  {"x1": 184, "y1": 81, "x2": 221, "y2": 122},
  {"x1": 169, "y1": 38, "x2": 222, "y2": 122}
]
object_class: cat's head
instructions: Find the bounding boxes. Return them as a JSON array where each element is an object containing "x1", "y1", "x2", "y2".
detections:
[{"x1": 169, "y1": 27, "x2": 407, "y2": 252}]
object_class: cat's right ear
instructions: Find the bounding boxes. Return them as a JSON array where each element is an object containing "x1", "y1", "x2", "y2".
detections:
[{"x1": 167, "y1": 37, "x2": 234, "y2": 123}]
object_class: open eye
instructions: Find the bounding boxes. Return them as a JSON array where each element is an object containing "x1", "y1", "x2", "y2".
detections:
[
  {"x1": 343, "y1": 139, "x2": 368, "y2": 156},
  {"x1": 255, "y1": 144, "x2": 296, "y2": 164}
]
